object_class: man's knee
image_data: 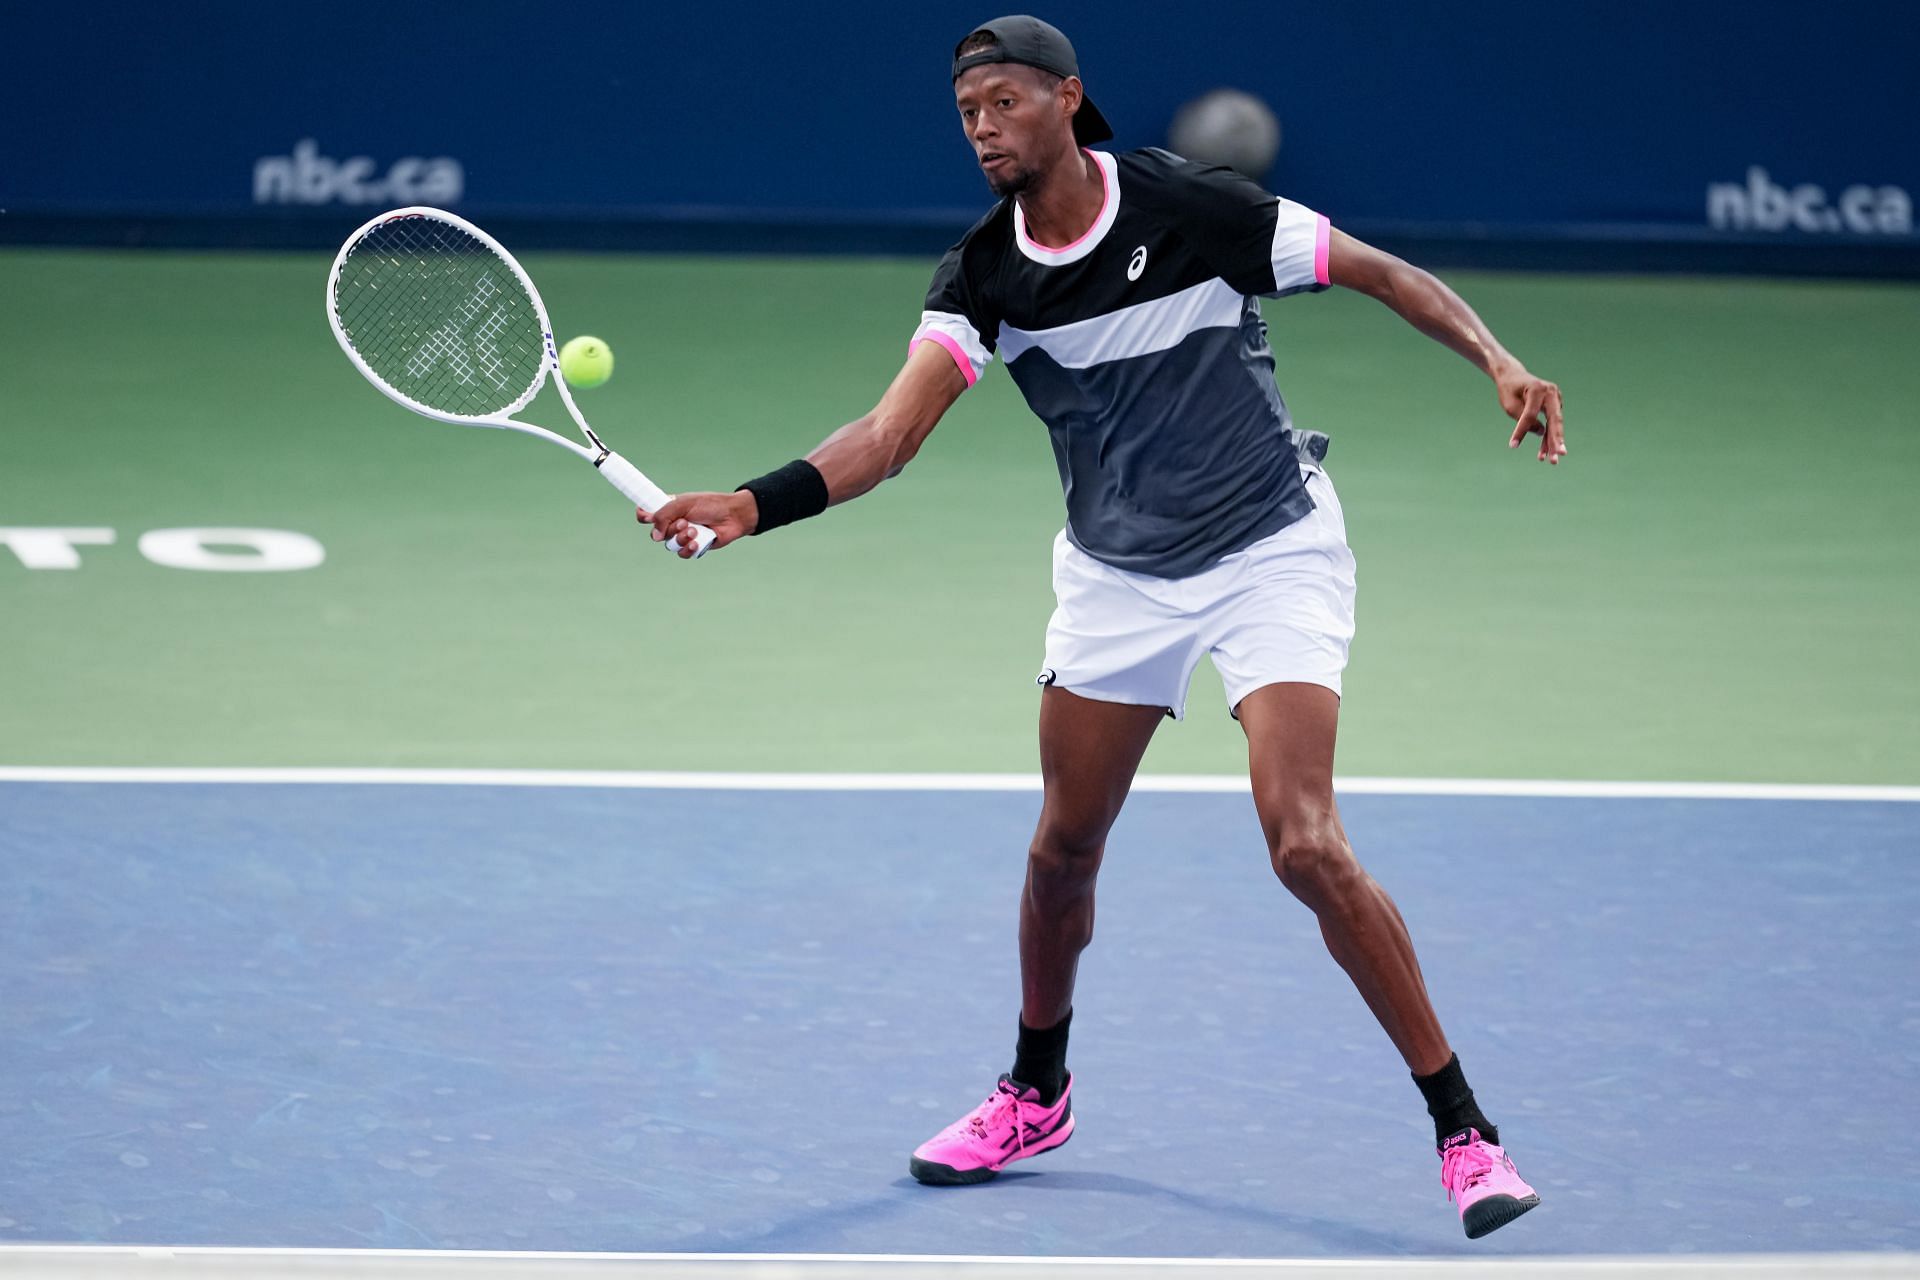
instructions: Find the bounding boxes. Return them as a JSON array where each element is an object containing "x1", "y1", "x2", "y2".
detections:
[
  {"x1": 1269, "y1": 823, "x2": 1363, "y2": 907},
  {"x1": 1029, "y1": 822, "x2": 1106, "y2": 880}
]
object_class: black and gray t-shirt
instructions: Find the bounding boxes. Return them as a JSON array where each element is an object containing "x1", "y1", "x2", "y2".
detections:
[{"x1": 912, "y1": 147, "x2": 1331, "y2": 579}]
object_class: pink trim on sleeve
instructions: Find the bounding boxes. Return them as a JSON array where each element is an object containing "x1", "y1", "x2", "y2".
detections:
[
  {"x1": 913, "y1": 331, "x2": 979, "y2": 388},
  {"x1": 1314, "y1": 214, "x2": 1331, "y2": 286}
]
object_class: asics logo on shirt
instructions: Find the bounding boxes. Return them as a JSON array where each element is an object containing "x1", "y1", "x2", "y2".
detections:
[{"x1": 1127, "y1": 245, "x2": 1148, "y2": 281}]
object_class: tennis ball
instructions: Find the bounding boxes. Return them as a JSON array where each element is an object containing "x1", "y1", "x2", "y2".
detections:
[
  {"x1": 1168, "y1": 88, "x2": 1281, "y2": 182},
  {"x1": 560, "y1": 335, "x2": 614, "y2": 389}
]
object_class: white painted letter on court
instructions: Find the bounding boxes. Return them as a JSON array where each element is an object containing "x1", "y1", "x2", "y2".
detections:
[
  {"x1": 0, "y1": 527, "x2": 116, "y2": 569},
  {"x1": 137, "y1": 528, "x2": 326, "y2": 572}
]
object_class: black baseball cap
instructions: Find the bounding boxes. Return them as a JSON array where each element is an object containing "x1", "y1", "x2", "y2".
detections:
[{"x1": 951, "y1": 15, "x2": 1114, "y2": 145}]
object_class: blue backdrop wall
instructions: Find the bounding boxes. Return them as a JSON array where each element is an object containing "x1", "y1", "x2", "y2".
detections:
[{"x1": 6, "y1": 0, "x2": 1915, "y2": 272}]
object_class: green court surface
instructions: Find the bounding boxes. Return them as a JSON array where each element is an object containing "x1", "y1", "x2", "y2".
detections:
[{"x1": 1, "y1": 249, "x2": 1916, "y2": 781}]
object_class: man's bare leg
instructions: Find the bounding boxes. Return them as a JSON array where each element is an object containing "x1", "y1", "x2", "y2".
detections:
[
  {"x1": 1235, "y1": 681, "x2": 1450, "y2": 1076},
  {"x1": 1020, "y1": 686, "x2": 1167, "y2": 1030}
]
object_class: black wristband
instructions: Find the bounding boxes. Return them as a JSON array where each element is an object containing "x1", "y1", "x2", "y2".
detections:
[{"x1": 737, "y1": 459, "x2": 829, "y2": 535}]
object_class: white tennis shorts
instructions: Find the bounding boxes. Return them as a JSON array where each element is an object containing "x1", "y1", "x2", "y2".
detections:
[{"x1": 1038, "y1": 463, "x2": 1357, "y2": 720}]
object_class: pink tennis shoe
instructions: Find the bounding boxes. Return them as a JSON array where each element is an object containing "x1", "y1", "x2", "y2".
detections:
[
  {"x1": 909, "y1": 1073, "x2": 1076, "y2": 1184},
  {"x1": 1439, "y1": 1128, "x2": 1540, "y2": 1238}
]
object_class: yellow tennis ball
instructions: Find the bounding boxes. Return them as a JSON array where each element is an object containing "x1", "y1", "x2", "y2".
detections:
[{"x1": 559, "y1": 335, "x2": 614, "y2": 389}]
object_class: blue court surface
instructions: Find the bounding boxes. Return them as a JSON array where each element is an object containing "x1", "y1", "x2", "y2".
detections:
[{"x1": 1, "y1": 778, "x2": 1916, "y2": 1268}]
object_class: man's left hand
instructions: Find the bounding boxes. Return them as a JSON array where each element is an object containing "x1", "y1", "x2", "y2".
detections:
[{"x1": 1497, "y1": 367, "x2": 1568, "y2": 464}]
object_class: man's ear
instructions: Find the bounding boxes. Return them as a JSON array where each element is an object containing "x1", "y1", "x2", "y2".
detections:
[{"x1": 1059, "y1": 75, "x2": 1085, "y2": 122}]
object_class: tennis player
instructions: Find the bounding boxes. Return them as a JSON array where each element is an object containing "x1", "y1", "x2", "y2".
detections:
[{"x1": 641, "y1": 15, "x2": 1561, "y2": 1239}]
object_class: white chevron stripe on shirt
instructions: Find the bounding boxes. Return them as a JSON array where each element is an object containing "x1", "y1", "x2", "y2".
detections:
[{"x1": 998, "y1": 277, "x2": 1246, "y2": 369}]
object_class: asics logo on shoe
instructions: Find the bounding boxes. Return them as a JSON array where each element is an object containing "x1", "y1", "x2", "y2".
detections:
[{"x1": 999, "y1": 1119, "x2": 1056, "y2": 1151}]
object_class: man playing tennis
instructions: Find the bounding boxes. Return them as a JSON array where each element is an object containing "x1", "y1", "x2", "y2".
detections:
[{"x1": 642, "y1": 15, "x2": 1562, "y2": 1239}]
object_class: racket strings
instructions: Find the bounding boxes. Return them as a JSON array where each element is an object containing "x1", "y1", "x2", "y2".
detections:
[{"x1": 332, "y1": 216, "x2": 546, "y2": 418}]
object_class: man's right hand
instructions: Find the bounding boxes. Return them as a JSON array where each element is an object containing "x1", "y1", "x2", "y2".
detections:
[{"x1": 638, "y1": 491, "x2": 757, "y2": 558}]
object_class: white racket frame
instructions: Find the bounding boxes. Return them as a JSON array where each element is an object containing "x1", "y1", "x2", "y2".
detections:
[{"x1": 326, "y1": 205, "x2": 713, "y2": 558}]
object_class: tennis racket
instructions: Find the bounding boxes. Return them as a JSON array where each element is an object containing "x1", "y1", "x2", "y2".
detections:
[{"x1": 326, "y1": 206, "x2": 713, "y2": 558}]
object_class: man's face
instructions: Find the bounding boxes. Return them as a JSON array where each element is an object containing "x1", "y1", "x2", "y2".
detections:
[{"x1": 953, "y1": 64, "x2": 1073, "y2": 197}]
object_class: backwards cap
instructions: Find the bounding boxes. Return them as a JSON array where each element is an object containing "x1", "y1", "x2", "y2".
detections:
[{"x1": 952, "y1": 15, "x2": 1113, "y2": 144}]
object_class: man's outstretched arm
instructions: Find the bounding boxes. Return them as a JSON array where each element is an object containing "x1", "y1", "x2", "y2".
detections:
[
  {"x1": 1325, "y1": 229, "x2": 1567, "y2": 464},
  {"x1": 639, "y1": 340, "x2": 970, "y2": 556}
]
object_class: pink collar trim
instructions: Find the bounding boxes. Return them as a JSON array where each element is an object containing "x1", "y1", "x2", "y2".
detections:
[{"x1": 1013, "y1": 150, "x2": 1118, "y2": 266}]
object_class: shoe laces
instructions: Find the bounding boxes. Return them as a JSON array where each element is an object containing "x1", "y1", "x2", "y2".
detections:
[
  {"x1": 1440, "y1": 1140, "x2": 1494, "y2": 1203},
  {"x1": 965, "y1": 1077, "x2": 1027, "y2": 1147}
]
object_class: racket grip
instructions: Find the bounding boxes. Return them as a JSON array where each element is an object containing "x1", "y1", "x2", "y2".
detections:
[{"x1": 596, "y1": 451, "x2": 716, "y2": 559}]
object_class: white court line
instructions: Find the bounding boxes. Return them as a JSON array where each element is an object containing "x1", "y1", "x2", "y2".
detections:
[
  {"x1": 0, "y1": 767, "x2": 1915, "y2": 802},
  {"x1": 0, "y1": 1244, "x2": 1914, "y2": 1274},
  {"x1": 0, "y1": 1246, "x2": 1915, "y2": 1280}
]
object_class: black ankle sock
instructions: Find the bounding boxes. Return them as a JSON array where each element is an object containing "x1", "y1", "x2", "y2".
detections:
[
  {"x1": 1413, "y1": 1053, "x2": 1497, "y2": 1147},
  {"x1": 1011, "y1": 1010, "x2": 1071, "y2": 1105}
]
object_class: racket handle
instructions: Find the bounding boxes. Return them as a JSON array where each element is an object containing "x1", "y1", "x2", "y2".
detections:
[{"x1": 596, "y1": 451, "x2": 716, "y2": 559}]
